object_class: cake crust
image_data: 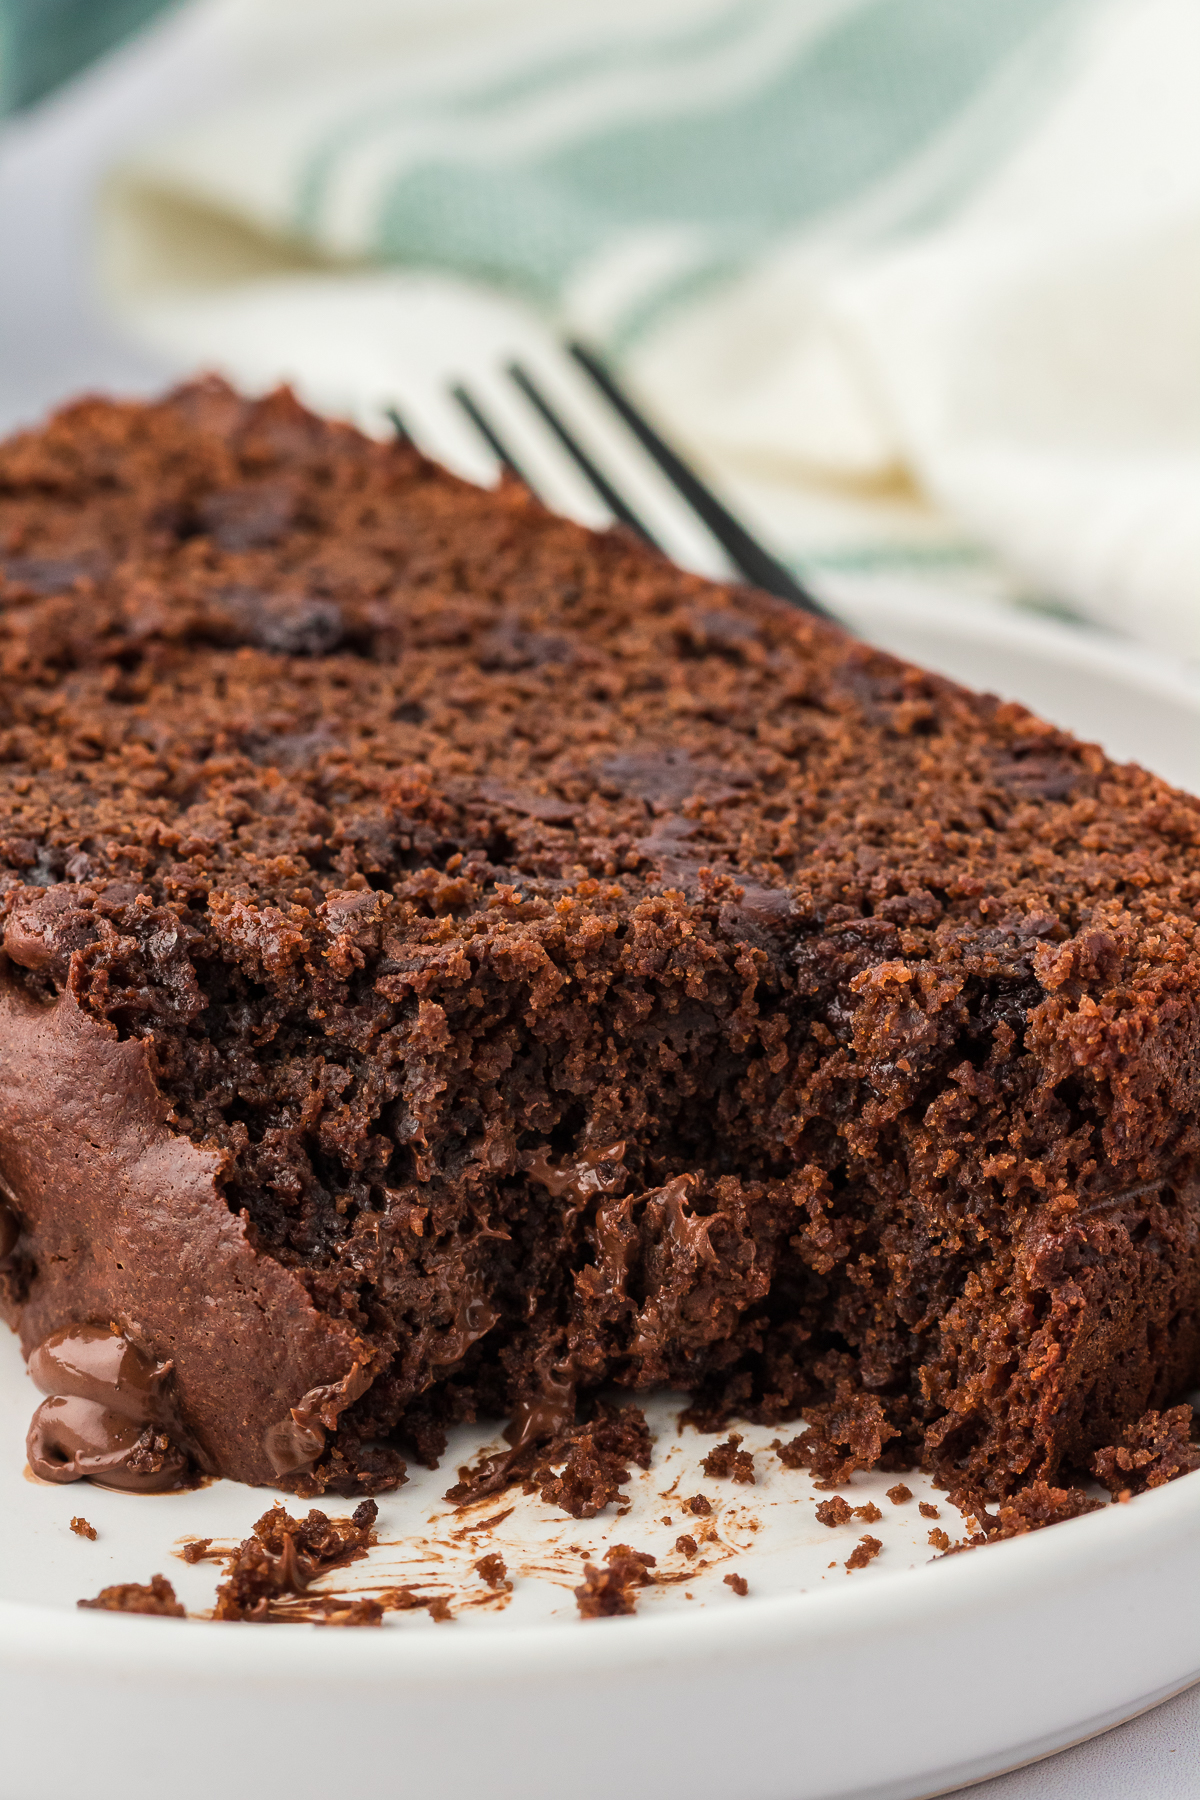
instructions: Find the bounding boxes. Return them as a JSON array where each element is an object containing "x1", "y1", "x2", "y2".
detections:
[{"x1": 0, "y1": 378, "x2": 1197, "y2": 1500}]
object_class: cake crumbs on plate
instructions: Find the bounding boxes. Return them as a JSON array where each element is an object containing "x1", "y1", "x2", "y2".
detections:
[
  {"x1": 919, "y1": 1502, "x2": 940, "y2": 1519},
  {"x1": 473, "y1": 1552, "x2": 512, "y2": 1592},
  {"x1": 1089, "y1": 1404, "x2": 1200, "y2": 1497},
  {"x1": 574, "y1": 1545, "x2": 658, "y2": 1619},
  {"x1": 178, "y1": 1537, "x2": 218, "y2": 1564},
  {"x1": 701, "y1": 1434, "x2": 755, "y2": 1484},
  {"x1": 446, "y1": 1403, "x2": 653, "y2": 1520},
  {"x1": 845, "y1": 1536, "x2": 883, "y2": 1572},
  {"x1": 69, "y1": 1515, "x2": 97, "y2": 1540},
  {"x1": 723, "y1": 1572, "x2": 749, "y2": 1596},
  {"x1": 940, "y1": 1481, "x2": 1104, "y2": 1554},
  {"x1": 774, "y1": 1394, "x2": 900, "y2": 1489},
  {"x1": 886, "y1": 1484, "x2": 913, "y2": 1505},
  {"x1": 78, "y1": 1574, "x2": 184, "y2": 1617},
  {"x1": 675, "y1": 1534, "x2": 698, "y2": 1558}
]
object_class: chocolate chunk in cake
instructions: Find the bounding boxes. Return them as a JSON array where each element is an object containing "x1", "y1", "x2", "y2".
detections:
[{"x1": 0, "y1": 379, "x2": 1198, "y2": 1509}]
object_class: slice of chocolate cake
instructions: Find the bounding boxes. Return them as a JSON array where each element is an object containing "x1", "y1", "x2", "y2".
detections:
[{"x1": 0, "y1": 379, "x2": 1197, "y2": 1501}]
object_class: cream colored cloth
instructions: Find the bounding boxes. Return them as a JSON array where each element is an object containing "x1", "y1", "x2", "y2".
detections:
[{"x1": 102, "y1": 0, "x2": 1200, "y2": 655}]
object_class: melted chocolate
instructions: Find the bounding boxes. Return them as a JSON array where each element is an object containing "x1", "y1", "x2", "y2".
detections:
[
  {"x1": 25, "y1": 1322, "x2": 192, "y2": 1491},
  {"x1": 504, "y1": 1369, "x2": 576, "y2": 1451},
  {"x1": 428, "y1": 1292, "x2": 500, "y2": 1371},
  {"x1": 263, "y1": 1360, "x2": 373, "y2": 1478},
  {"x1": 27, "y1": 1394, "x2": 190, "y2": 1492},
  {"x1": 28, "y1": 1324, "x2": 173, "y2": 1424},
  {"x1": 525, "y1": 1141, "x2": 626, "y2": 1214}
]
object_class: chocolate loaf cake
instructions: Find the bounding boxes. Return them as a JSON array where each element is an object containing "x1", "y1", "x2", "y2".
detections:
[{"x1": 1, "y1": 379, "x2": 1197, "y2": 1501}]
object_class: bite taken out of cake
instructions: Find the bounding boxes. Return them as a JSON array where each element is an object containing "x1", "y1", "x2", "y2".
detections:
[{"x1": 0, "y1": 379, "x2": 1197, "y2": 1505}]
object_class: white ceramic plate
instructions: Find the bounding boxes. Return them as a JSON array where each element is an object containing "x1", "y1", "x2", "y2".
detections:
[{"x1": 2, "y1": 597, "x2": 1199, "y2": 1800}]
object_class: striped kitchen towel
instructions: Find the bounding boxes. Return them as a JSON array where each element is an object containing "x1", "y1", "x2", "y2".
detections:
[{"x1": 101, "y1": 0, "x2": 1200, "y2": 654}]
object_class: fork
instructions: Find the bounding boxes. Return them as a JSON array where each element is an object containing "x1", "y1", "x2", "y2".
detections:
[{"x1": 388, "y1": 344, "x2": 833, "y2": 623}]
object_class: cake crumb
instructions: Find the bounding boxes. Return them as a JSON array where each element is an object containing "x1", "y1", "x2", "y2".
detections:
[
  {"x1": 944, "y1": 1480, "x2": 1103, "y2": 1551},
  {"x1": 919, "y1": 1502, "x2": 939, "y2": 1519},
  {"x1": 853, "y1": 1502, "x2": 883, "y2": 1523},
  {"x1": 78, "y1": 1574, "x2": 184, "y2": 1617},
  {"x1": 683, "y1": 1493, "x2": 712, "y2": 1516},
  {"x1": 70, "y1": 1516, "x2": 97, "y2": 1541},
  {"x1": 927, "y1": 1527, "x2": 952, "y2": 1552},
  {"x1": 886, "y1": 1484, "x2": 913, "y2": 1505},
  {"x1": 1090, "y1": 1405, "x2": 1200, "y2": 1497},
  {"x1": 448, "y1": 1403, "x2": 652, "y2": 1520},
  {"x1": 474, "y1": 1552, "x2": 511, "y2": 1592},
  {"x1": 312, "y1": 1596, "x2": 387, "y2": 1628},
  {"x1": 776, "y1": 1393, "x2": 898, "y2": 1488},
  {"x1": 212, "y1": 1499, "x2": 379, "y2": 1623},
  {"x1": 179, "y1": 1537, "x2": 216, "y2": 1564},
  {"x1": 815, "y1": 1496, "x2": 853, "y2": 1527},
  {"x1": 723, "y1": 1572, "x2": 749, "y2": 1597},
  {"x1": 574, "y1": 1545, "x2": 657, "y2": 1619},
  {"x1": 845, "y1": 1536, "x2": 883, "y2": 1572},
  {"x1": 701, "y1": 1434, "x2": 755, "y2": 1484},
  {"x1": 675, "y1": 1533, "x2": 698, "y2": 1558}
]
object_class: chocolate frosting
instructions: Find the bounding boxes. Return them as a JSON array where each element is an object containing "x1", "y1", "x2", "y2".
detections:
[{"x1": 0, "y1": 966, "x2": 377, "y2": 1488}]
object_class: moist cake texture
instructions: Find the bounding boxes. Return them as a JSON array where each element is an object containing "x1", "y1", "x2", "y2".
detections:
[{"x1": 0, "y1": 379, "x2": 1198, "y2": 1500}]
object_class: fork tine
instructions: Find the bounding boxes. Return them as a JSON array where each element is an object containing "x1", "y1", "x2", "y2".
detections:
[
  {"x1": 386, "y1": 404, "x2": 414, "y2": 444},
  {"x1": 567, "y1": 341, "x2": 832, "y2": 620},
  {"x1": 451, "y1": 383, "x2": 532, "y2": 487},
  {"x1": 508, "y1": 362, "x2": 660, "y2": 550}
]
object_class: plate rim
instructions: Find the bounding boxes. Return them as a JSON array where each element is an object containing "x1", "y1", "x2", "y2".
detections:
[
  {"x1": 820, "y1": 583, "x2": 1200, "y2": 719},
  {"x1": 2, "y1": 1465, "x2": 1196, "y2": 1680}
]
